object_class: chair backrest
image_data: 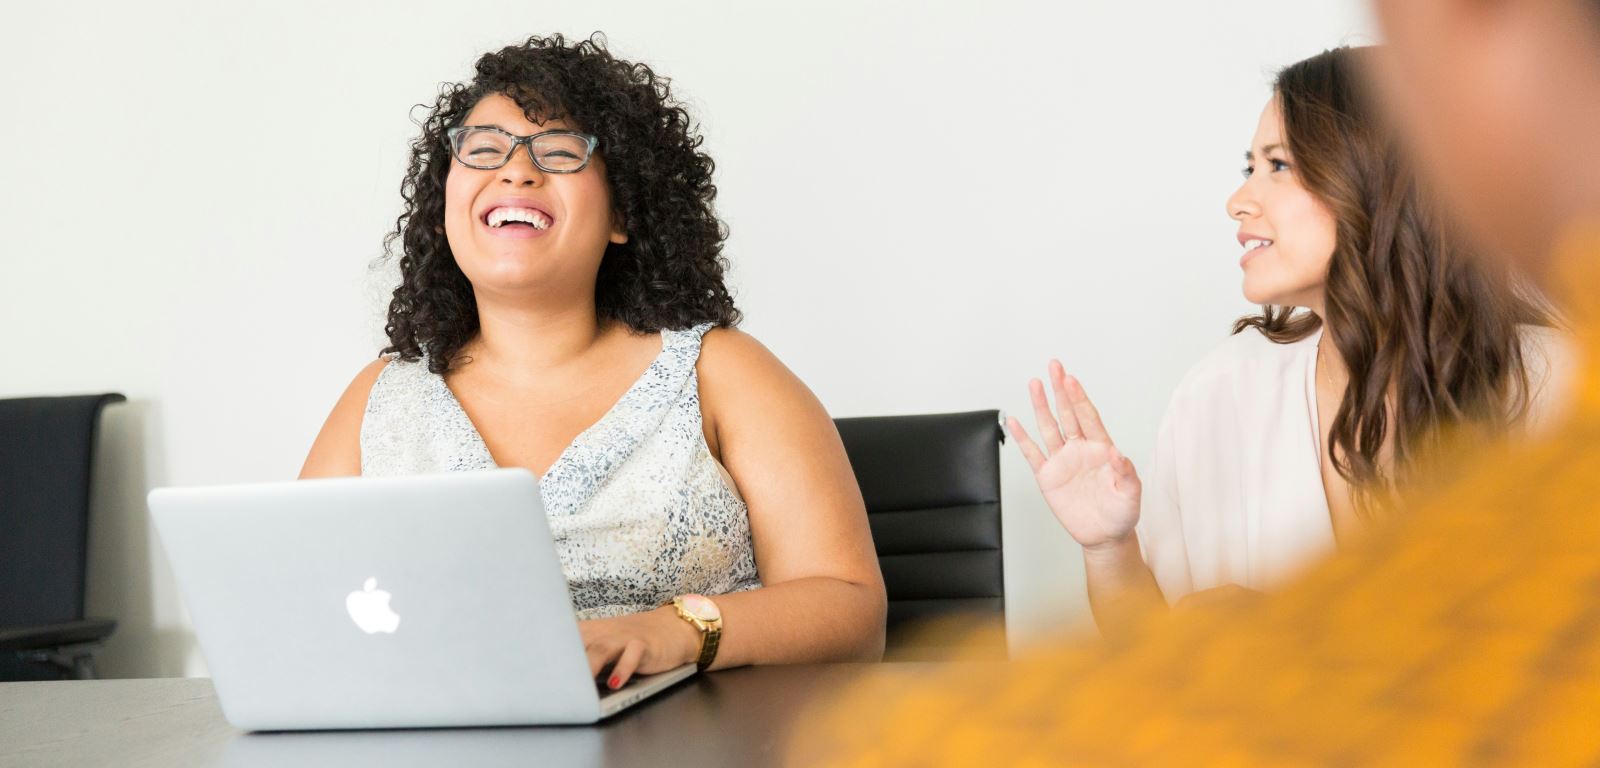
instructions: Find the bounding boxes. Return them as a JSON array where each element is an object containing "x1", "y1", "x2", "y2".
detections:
[
  {"x1": 833, "y1": 410, "x2": 1005, "y2": 659},
  {"x1": 0, "y1": 394, "x2": 125, "y2": 627}
]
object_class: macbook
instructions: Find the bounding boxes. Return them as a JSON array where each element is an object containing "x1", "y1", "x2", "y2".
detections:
[{"x1": 149, "y1": 468, "x2": 695, "y2": 731}]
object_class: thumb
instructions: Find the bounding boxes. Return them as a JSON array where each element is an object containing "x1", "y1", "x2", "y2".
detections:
[
  {"x1": 1107, "y1": 448, "x2": 1136, "y2": 478},
  {"x1": 1107, "y1": 450, "x2": 1141, "y2": 493}
]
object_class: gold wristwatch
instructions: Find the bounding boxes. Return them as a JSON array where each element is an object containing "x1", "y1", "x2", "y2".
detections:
[{"x1": 672, "y1": 594, "x2": 722, "y2": 671}]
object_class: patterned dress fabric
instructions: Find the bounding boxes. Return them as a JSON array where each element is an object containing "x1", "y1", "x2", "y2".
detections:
[{"x1": 360, "y1": 323, "x2": 762, "y2": 619}]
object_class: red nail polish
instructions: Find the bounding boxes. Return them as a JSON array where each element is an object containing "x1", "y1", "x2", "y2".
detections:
[{"x1": 608, "y1": 675, "x2": 621, "y2": 689}]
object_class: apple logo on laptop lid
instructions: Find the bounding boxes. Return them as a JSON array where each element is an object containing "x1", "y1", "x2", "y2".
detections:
[{"x1": 346, "y1": 577, "x2": 401, "y2": 634}]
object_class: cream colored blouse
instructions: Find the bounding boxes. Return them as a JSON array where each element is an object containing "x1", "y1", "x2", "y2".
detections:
[{"x1": 1137, "y1": 323, "x2": 1574, "y2": 602}]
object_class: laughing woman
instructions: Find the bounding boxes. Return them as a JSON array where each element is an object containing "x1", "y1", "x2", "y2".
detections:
[
  {"x1": 1010, "y1": 46, "x2": 1573, "y2": 638},
  {"x1": 300, "y1": 34, "x2": 885, "y2": 685}
]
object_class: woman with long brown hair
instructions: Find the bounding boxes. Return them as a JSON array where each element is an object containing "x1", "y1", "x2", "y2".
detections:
[{"x1": 1009, "y1": 46, "x2": 1572, "y2": 637}]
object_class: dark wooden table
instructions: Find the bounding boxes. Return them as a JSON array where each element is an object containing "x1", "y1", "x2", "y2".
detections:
[{"x1": 0, "y1": 662, "x2": 944, "y2": 767}]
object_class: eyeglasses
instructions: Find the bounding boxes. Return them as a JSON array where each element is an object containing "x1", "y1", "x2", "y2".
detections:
[{"x1": 444, "y1": 126, "x2": 599, "y2": 173}]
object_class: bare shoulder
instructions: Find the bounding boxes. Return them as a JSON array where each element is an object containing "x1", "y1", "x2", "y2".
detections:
[
  {"x1": 697, "y1": 327, "x2": 830, "y2": 443},
  {"x1": 339, "y1": 356, "x2": 394, "y2": 412},
  {"x1": 698, "y1": 327, "x2": 795, "y2": 384},
  {"x1": 298, "y1": 357, "x2": 393, "y2": 479}
]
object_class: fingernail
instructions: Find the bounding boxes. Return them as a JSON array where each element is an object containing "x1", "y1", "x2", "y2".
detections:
[{"x1": 608, "y1": 676, "x2": 621, "y2": 689}]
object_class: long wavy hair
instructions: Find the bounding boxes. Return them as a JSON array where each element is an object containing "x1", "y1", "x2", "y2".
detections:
[
  {"x1": 1233, "y1": 46, "x2": 1549, "y2": 514},
  {"x1": 381, "y1": 33, "x2": 740, "y2": 374}
]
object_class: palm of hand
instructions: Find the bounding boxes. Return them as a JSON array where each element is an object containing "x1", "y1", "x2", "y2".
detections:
[
  {"x1": 1009, "y1": 363, "x2": 1143, "y2": 551},
  {"x1": 1033, "y1": 438, "x2": 1141, "y2": 549}
]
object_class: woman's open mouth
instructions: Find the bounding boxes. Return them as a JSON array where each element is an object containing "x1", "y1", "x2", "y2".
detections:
[
  {"x1": 481, "y1": 202, "x2": 556, "y2": 239},
  {"x1": 1240, "y1": 238, "x2": 1274, "y2": 267}
]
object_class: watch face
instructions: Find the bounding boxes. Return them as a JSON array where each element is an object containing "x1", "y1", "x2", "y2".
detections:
[{"x1": 681, "y1": 594, "x2": 721, "y2": 622}]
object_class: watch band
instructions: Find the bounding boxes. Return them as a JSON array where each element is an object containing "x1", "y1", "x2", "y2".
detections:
[
  {"x1": 695, "y1": 620, "x2": 720, "y2": 670},
  {"x1": 673, "y1": 595, "x2": 723, "y2": 671}
]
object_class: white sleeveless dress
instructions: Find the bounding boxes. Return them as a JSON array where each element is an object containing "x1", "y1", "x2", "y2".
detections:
[{"x1": 359, "y1": 323, "x2": 762, "y2": 619}]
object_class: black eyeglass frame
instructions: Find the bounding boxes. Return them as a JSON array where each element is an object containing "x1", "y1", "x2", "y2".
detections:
[{"x1": 444, "y1": 126, "x2": 600, "y2": 173}]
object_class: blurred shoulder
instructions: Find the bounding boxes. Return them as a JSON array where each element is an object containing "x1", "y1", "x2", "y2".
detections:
[
  {"x1": 1517, "y1": 323, "x2": 1580, "y2": 435},
  {"x1": 1518, "y1": 323, "x2": 1576, "y2": 371}
]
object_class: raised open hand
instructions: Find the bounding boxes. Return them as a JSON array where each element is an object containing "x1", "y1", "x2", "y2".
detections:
[{"x1": 1006, "y1": 360, "x2": 1142, "y2": 551}]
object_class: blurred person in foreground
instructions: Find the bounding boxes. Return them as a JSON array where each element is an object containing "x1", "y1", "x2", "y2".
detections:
[{"x1": 791, "y1": 0, "x2": 1600, "y2": 763}]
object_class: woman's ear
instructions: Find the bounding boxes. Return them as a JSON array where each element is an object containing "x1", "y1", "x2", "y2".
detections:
[{"x1": 609, "y1": 213, "x2": 629, "y2": 245}]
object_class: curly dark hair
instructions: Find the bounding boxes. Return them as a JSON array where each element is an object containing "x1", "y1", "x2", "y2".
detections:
[{"x1": 380, "y1": 33, "x2": 740, "y2": 373}]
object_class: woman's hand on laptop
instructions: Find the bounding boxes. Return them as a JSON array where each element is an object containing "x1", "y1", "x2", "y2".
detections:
[
  {"x1": 580, "y1": 606, "x2": 701, "y2": 690},
  {"x1": 1007, "y1": 360, "x2": 1143, "y2": 551}
]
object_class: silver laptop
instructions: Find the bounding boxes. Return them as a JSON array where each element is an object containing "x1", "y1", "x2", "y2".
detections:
[{"x1": 149, "y1": 468, "x2": 695, "y2": 731}]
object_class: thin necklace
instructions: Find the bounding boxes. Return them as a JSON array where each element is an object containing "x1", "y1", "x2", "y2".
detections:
[{"x1": 1316, "y1": 333, "x2": 1339, "y2": 389}]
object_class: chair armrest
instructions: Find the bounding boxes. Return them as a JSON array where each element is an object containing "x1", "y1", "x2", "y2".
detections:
[{"x1": 0, "y1": 618, "x2": 117, "y2": 652}]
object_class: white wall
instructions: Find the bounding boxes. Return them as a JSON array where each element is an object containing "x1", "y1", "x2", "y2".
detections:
[{"x1": 0, "y1": 0, "x2": 1374, "y2": 677}]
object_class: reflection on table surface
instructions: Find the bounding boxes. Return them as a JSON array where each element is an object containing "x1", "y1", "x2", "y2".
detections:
[{"x1": 1, "y1": 662, "x2": 974, "y2": 768}]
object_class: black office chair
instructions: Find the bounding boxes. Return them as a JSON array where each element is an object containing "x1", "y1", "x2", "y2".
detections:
[
  {"x1": 834, "y1": 409, "x2": 1006, "y2": 661},
  {"x1": 0, "y1": 393, "x2": 124, "y2": 680}
]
